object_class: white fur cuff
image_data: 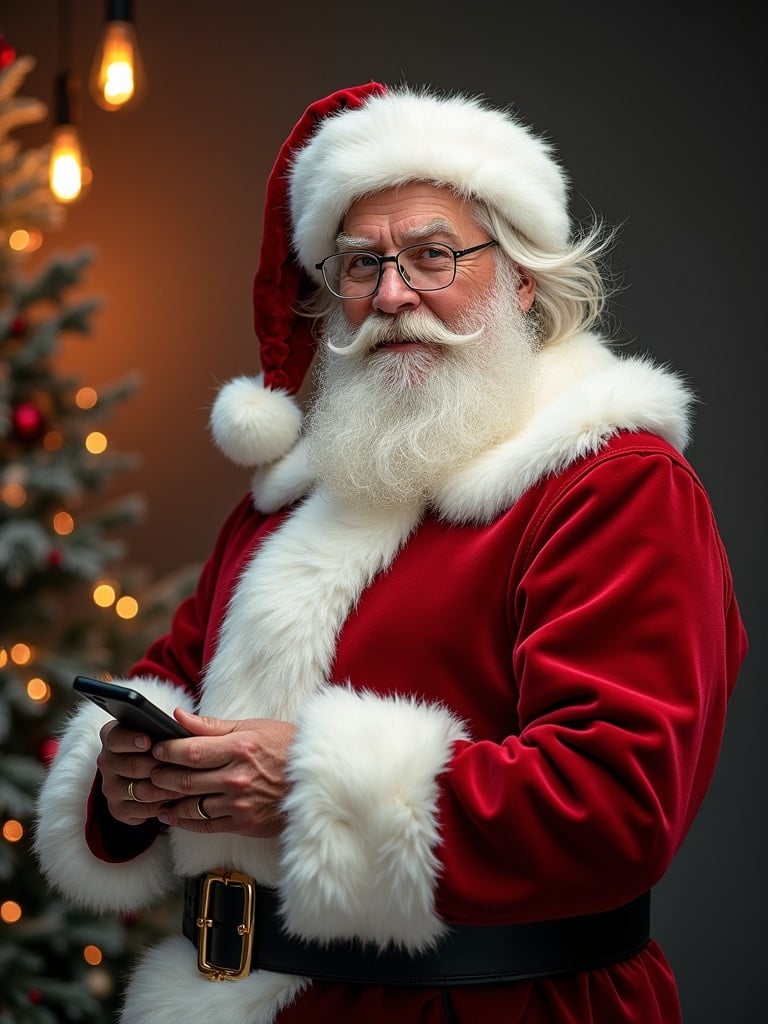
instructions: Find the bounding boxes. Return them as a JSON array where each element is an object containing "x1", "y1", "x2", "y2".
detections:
[
  {"x1": 279, "y1": 686, "x2": 468, "y2": 952},
  {"x1": 34, "y1": 676, "x2": 194, "y2": 913}
]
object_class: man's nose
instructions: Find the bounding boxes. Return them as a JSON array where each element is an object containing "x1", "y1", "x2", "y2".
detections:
[{"x1": 372, "y1": 262, "x2": 421, "y2": 315}]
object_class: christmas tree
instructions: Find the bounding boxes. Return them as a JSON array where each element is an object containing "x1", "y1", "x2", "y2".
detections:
[{"x1": 0, "y1": 41, "x2": 198, "y2": 1023}]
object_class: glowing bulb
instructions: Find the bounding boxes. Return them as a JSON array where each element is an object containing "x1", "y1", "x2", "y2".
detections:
[
  {"x1": 27, "y1": 678, "x2": 52, "y2": 703},
  {"x1": 93, "y1": 583, "x2": 117, "y2": 608},
  {"x1": 1, "y1": 901, "x2": 22, "y2": 924},
  {"x1": 85, "y1": 431, "x2": 108, "y2": 454},
  {"x1": 90, "y1": 16, "x2": 146, "y2": 111},
  {"x1": 116, "y1": 595, "x2": 139, "y2": 619},
  {"x1": 3, "y1": 820, "x2": 24, "y2": 842},
  {"x1": 53, "y1": 511, "x2": 75, "y2": 535},
  {"x1": 83, "y1": 944, "x2": 103, "y2": 966},
  {"x1": 1, "y1": 482, "x2": 27, "y2": 508},
  {"x1": 76, "y1": 387, "x2": 98, "y2": 409},
  {"x1": 49, "y1": 124, "x2": 92, "y2": 204},
  {"x1": 10, "y1": 643, "x2": 33, "y2": 665},
  {"x1": 9, "y1": 229, "x2": 42, "y2": 253}
]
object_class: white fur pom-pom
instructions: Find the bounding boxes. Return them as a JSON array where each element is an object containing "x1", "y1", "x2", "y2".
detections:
[{"x1": 210, "y1": 375, "x2": 303, "y2": 467}]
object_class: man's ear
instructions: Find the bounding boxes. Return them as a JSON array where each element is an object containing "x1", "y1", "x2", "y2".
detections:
[{"x1": 516, "y1": 266, "x2": 536, "y2": 312}]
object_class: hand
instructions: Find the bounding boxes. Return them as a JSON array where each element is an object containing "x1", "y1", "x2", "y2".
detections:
[
  {"x1": 150, "y1": 709, "x2": 296, "y2": 837},
  {"x1": 97, "y1": 720, "x2": 186, "y2": 825}
]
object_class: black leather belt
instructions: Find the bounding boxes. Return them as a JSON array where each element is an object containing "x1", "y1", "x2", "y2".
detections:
[{"x1": 182, "y1": 871, "x2": 650, "y2": 986}]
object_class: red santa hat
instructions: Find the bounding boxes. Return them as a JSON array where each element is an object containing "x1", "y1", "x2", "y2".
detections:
[{"x1": 211, "y1": 83, "x2": 570, "y2": 469}]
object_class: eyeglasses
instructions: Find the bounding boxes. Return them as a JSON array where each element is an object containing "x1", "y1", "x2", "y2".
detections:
[{"x1": 315, "y1": 240, "x2": 498, "y2": 300}]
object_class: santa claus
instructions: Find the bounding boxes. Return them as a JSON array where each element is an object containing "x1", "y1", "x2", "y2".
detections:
[{"x1": 36, "y1": 83, "x2": 746, "y2": 1024}]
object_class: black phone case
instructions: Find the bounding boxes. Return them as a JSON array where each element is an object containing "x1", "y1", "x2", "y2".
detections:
[{"x1": 73, "y1": 676, "x2": 192, "y2": 740}]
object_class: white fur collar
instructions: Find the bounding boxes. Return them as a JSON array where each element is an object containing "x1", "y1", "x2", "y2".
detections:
[{"x1": 250, "y1": 332, "x2": 694, "y2": 524}]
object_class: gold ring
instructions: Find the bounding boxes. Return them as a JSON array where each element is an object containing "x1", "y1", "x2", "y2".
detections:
[
  {"x1": 195, "y1": 795, "x2": 212, "y2": 821},
  {"x1": 127, "y1": 780, "x2": 140, "y2": 802}
]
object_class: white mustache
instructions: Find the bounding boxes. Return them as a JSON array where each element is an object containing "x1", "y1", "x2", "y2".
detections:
[{"x1": 326, "y1": 310, "x2": 484, "y2": 358}]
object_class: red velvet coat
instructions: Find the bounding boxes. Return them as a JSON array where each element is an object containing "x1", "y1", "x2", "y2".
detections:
[{"x1": 35, "y1": 334, "x2": 747, "y2": 1024}]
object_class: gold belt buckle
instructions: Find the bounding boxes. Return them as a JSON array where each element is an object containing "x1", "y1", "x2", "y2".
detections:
[{"x1": 196, "y1": 870, "x2": 255, "y2": 981}]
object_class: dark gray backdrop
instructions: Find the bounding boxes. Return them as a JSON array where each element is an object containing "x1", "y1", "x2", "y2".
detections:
[{"x1": 1, "y1": 1, "x2": 764, "y2": 1020}]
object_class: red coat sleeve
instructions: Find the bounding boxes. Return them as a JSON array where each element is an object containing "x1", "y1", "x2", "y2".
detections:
[{"x1": 435, "y1": 447, "x2": 747, "y2": 924}]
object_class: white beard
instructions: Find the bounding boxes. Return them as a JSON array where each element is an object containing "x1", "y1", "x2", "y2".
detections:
[{"x1": 303, "y1": 278, "x2": 540, "y2": 510}]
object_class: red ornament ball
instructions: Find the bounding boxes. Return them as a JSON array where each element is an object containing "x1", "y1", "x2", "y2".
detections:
[
  {"x1": 39, "y1": 737, "x2": 60, "y2": 766},
  {"x1": 11, "y1": 403, "x2": 46, "y2": 442},
  {"x1": 47, "y1": 548, "x2": 63, "y2": 569},
  {"x1": 27, "y1": 989, "x2": 43, "y2": 1004},
  {"x1": 10, "y1": 315, "x2": 27, "y2": 337},
  {"x1": 0, "y1": 36, "x2": 16, "y2": 70}
]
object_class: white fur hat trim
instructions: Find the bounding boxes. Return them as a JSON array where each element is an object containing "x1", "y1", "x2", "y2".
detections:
[
  {"x1": 289, "y1": 87, "x2": 570, "y2": 282},
  {"x1": 210, "y1": 374, "x2": 303, "y2": 467}
]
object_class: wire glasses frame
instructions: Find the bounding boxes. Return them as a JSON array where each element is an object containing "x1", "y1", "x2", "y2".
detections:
[{"x1": 315, "y1": 240, "x2": 499, "y2": 299}]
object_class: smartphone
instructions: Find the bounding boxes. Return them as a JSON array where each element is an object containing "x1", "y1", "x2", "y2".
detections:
[{"x1": 73, "y1": 676, "x2": 193, "y2": 740}]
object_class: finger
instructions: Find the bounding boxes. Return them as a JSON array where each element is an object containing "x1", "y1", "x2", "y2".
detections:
[
  {"x1": 189, "y1": 794, "x2": 216, "y2": 821},
  {"x1": 150, "y1": 763, "x2": 225, "y2": 796},
  {"x1": 152, "y1": 732, "x2": 235, "y2": 770},
  {"x1": 157, "y1": 798, "x2": 224, "y2": 831},
  {"x1": 172, "y1": 708, "x2": 239, "y2": 736},
  {"x1": 97, "y1": 747, "x2": 160, "y2": 783},
  {"x1": 123, "y1": 777, "x2": 184, "y2": 805},
  {"x1": 102, "y1": 722, "x2": 153, "y2": 754}
]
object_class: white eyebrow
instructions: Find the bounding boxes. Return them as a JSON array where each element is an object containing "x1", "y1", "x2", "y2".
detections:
[{"x1": 334, "y1": 219, "x2": 462, "y2": 252}]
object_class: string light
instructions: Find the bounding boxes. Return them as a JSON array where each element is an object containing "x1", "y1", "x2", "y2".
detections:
[
  {"x1": 89, "y1": 0, "x2": 146, "y2": 111},
  {"x1": 10, "y1": 643, "x2": 33, "y2": 665},
  {"x1": 1, "y1": 901, "x2": 22, "y2": 924},
  {"x1": 93, "y1": 582, "x2": 117, "y2": 607},
  {"x1": 27, "y1": 678, "x2": 52, "y2": 703},
  {"x1": 1, "y1": 481, "x2": 27, "y2": 508},
  {"x1": 76, "y1": 386, "x2": 98, "y2": 409},
  {"x1": 115, "y1": 595, "x2": 139, "y2": 619},
  {"x1": 83, "y1": 944, "x2": 103, "y2": 966},
  {"x1": 85, "y1": 431, "x2": 108, "y2": 454},
  {"x1": 0, "y1": 648, "x2": 7, "y2": 668},
  {"x1": 9, "y1": 229, "x2": 43, "y2": 253},
  {"x1": 53, "y1": 511, "x2": 75, "y2": 535},
  {"x1": 2, "y1": 820, "x2": 24, "y2": 843}
]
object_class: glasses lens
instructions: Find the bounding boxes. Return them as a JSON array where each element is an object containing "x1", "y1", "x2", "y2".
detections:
[
  {"x1": 324, "y1": 252, "x2": 381, "y2": 298},
  {"x1": 398, "y1": 244, "x2": 455, "y2": 291}
]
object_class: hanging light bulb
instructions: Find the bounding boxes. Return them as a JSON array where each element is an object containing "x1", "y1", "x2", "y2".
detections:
[
  {"x1": 49, "y1": 71, "x2": 92, "y2": 204},
  {"x1": 89, "y1": 0, "x2": 146, "y2": 111}
]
